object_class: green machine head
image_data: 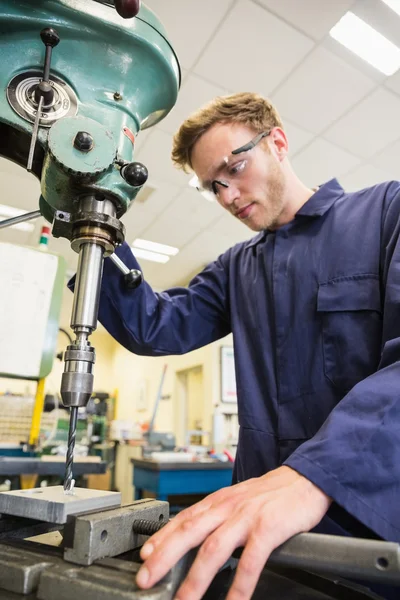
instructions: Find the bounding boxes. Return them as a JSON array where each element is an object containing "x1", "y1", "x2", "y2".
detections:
[
  {"x1": 0, "y1": 0, "x2": 180, "y2": 491},
  {"x1": 0, "y1": 0, "x2": 180, "y2": 218}
]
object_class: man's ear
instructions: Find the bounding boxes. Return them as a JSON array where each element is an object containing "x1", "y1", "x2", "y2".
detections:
[{"x1": 270, "y1": 127, "x2": 288, "y2": 162}]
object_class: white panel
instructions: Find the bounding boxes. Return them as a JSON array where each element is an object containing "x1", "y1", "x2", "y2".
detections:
[
  {"x1": 158, "y1": 74, "x2": 229, "y2": 135},
  {"x1": 167, "y1": 188, "x2": 223, "y2": 229},
  {"x1": 140, "y1": 215, "x2": 201, "y2": 248},
  {"x1": 0, "y1": 160, "x2": 41, "y2": 213},
  {"x1": 178, "y1": 230, "x2": 234, "y2": 263},
  {"x1": 209, "y1": 212, "x2": 255, "y2": 244},
  {"x1": 272, "y1": 47, "x2": 375, "y2": 134},
  {"x1": 194, "y1": 0, "x2": 314, "y2": 96},
  {"x1": 122, "y1": 181, "x2": 182, "y2": 243},
  {"x1": 283, "y1": 120, "x2": 315, "y2": 157},
  {"x1": 149, "y1": 230, "x2": 233, "y2": 289},
  {"x1": 143, "y1": 247, "x2": 203, "y2": 289},
  {"x1": 255, "y1": 0, "x2": 355, "y2": 40},
  {"x1": 0, "y1": 157, "x2": 37, "y2": 180},
  {"x1": 132, "y1": 260, "x2": 165, "y2": 286},
  {"x1": 371, "y1": 137, "x2": 400, "y2": 179},
  {"x1": 291, "y1": 138, "x2": 360, "y2": 187},
  {"x1": 323, "y1": 35, "x2": 387, "y2": 84},
  {"x1": 144, "y1": 0, "x2": 235, "y2": 69},
  {"x1": 324, "y1": 88, "x2": 400, "y2": 159},
  {"x1": 0, "y1": 228, "x2": 32, "y2": 247},
  {"x1": 352, "y1": 0, "x2": 400, "y2": 49},
  {"x1": 134, "y1": 128, "x2": 191, "y2": 186},
  {"x1": 385, "y1": 68, "x2": 400, "y2": 96},
  {"x1": 340, "y1": 164, "x2": 392, "y2": 192},
  {"x1": 46, "y1": 237, "x2": 78, "y2": 272},
  {"x1": 133, "y1": 129, "x2": 153, "y2": 155}
]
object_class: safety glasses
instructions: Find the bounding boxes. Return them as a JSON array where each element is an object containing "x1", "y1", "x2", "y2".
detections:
[{"x1": 196, "y1": 130, "x2": 271, "y2": 201}]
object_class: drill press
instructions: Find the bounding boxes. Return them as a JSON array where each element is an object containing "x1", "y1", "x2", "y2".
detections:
[{"x1": 0, "y1": 0, "x2": 180, "y2": 492}]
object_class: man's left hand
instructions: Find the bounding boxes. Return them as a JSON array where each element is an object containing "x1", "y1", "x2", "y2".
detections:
[{"x1": 136, "y1": 465, "x2": 331, "y2": 600}]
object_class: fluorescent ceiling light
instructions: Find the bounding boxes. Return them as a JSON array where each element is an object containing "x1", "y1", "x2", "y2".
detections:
[
  {"x1": 133, "y1": 238, "x2": 179, "y2": 256},
  {"x1": 131, "y1": 247, "x2": 170, "y2": 264},
  {"x1": 381, "y1": 0, "x2": 400, "y2": 17},
  {"x1": 329, "y1": 11, "x2": 400, "y2": 76},
  {"x1": 0, "y1": 203, "x2": 35, "y2": 232}
]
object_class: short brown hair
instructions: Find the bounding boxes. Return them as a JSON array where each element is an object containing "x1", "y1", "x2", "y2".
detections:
[{"x1": 171, "y1": 92, "x2": 283, "y2": 173}]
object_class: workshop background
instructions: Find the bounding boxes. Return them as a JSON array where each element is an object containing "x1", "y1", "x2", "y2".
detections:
[{"x1": 1, "y1": 0, "x2": 400, "y2": 502}]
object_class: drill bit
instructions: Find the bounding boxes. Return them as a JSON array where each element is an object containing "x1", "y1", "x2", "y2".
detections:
[{"x1": 64, "y1": 406, "x2": 78, "y2": 493}]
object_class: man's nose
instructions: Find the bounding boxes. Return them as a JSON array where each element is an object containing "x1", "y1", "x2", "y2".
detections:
[{"x1": 218, "y1": 184, "x2": 238, "y2": 208}]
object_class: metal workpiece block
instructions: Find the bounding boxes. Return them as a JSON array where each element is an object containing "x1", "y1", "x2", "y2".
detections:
[
  {"x1": 64, "y1": 499, "x2": 169, "y2": 566},
  {"x1": 0, "y1": 486, "x2": 121, "y2": 524}
]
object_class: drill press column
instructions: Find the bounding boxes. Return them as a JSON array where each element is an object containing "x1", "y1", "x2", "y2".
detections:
[{"x1": 60, "y1": 197, "x2": 118, "y2": 492}]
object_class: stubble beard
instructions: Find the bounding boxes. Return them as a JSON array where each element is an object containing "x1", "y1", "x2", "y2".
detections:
[{"x1": 250, "y1": 168, "x2": 286, "y2": 232}]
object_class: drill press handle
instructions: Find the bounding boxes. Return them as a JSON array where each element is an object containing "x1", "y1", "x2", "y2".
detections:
[{"x1": 27, "y1": 27, "x2": 60, "y2": 172}]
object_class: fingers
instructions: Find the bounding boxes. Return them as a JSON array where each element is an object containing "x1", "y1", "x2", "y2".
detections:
[
  {"x1": 225, "y1": 530, "x2": 275, "y2": 600},
  {"x1": 139, "y1": 483, "x2": 248, "y2": 566},
  {"x1": 136, "y1": 504, "x2": 228, "y2": 589},
  {"x1": 174, "y1": 515, "x2": 251, "y2": 600},
  {"x1": 140, "y1": 497, "x2": 213, "y2": 560}
]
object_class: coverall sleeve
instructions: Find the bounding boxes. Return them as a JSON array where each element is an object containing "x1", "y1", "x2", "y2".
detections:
[
  {"x1": 285, "y1": 185, "x2": 400, "y2": 543},
  {"x1": 69, "y1": 242, "x2": 231, "y2": 356}
]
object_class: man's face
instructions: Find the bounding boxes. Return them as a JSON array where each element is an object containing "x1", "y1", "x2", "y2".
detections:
[{"x1": 191, "y1": 122, "x2": 286, "y2": 232}]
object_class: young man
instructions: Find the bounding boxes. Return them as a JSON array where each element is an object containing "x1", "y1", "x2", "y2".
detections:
[{"x1": 94, "y1": 93, "x2": 400, "y2": 600}]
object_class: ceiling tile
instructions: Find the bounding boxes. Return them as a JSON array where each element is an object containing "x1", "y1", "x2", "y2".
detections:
[
  {"x1": 133, "y1": 128, "x2": 153, "y2": 155},
  {"x1": 282, "y1": 120, "x2": 315, "y2": 156},
  {"x1": 148, "y1": 230, "x2": 234, "y2": 289},
  {"x1": 352, "y1": 0, "x2": 400, "y2": 50},
  {"x1": 371, "y1": 137, "x2": 400, "y2": 179},
  {"x1": 178, "y1": 230, "x2": 234, "y2": 265},
  {"x1": 271, "y1": 47, "x2": 375, "y2": 134},
  {"x1": 194, "y1": 0, "x2": 314, "y2": 96},
  {"x1": 157, "y1": 74, "x2": 229, "y2": 136},
  {"x1": 144, "y1": 0, "x2": 235, "y2": 69},
  {"x1": 340, "y1": 163, "x2": 392, "y2": 192},
  {"x1": 134, "y1": 128, "x2": 191, "y2": 187},
  {"x1": 167, "y1": 188, "x2": 223, "y2": 229},
  {"x1": 385, "y1": 70, "x2": 400, "y2": 97},
  {"x1": 140, "y1": 245, "x2": 205, "y2": 289},
  {"x1": 291, "y1": 138, "x2": 360, "y2": 187},
  {"x1": 254, "y1": 0, "x2": 355, "y2": 40},
  {"x1": 209, "y1": 212, "x2": 255, "y2": 243},
  {"x1": 140, "y1": 214, "x2": 201, "y2": 248},
  {"x1": 324, "y1": 88, "x2": 400, "y2": 159},
  {"x1": 122, "y1": 181, "x2": 182, "y2": 243},
  {"x1": 132, "y1": 260, "x2": 165, "y2": 287},
  {"x1": 322, "y1": 35, "x2": 387, "y2": 85}
]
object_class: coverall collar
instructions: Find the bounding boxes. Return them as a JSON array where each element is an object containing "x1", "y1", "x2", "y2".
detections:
[
  {"x1": 296, "y1": 178, "x2": 345, "y2": 218},
  {"x1": 247, "y1": 179, "x2": 345, "y2": 247}
]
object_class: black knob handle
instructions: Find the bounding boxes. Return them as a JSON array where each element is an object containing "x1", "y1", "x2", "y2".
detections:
[
  {"x1": 36, "y1": 27, "x2": 60, "y2": 106},
  {"x1": 121, "y1": 162, "x2": 148, "y2": 187},
  {"x1": 124, "y1": 269, "x2": 143, "y2": 289},
  {"x1": 114, "y1": 0, "x2": 141, "y2": 18},
  {"x1": 40, "y1": 27, "x2": 60, "y2": 49}
]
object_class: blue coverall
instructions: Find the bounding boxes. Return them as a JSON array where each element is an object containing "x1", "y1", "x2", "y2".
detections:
[{"x1": 81, "y1": 179, "x2": 400, "y2": 598}]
